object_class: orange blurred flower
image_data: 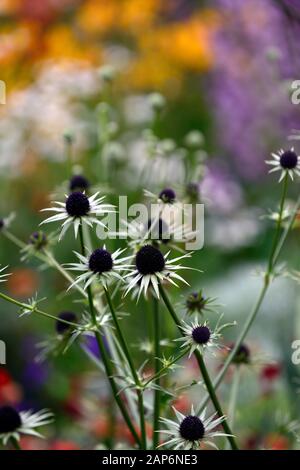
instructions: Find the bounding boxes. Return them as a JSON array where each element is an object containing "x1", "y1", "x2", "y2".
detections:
[
  {"x1": 7, "y1": 268, "x2": 39, "y2": 298},
  {"x1": 264, "y1": 433, "x2": 290, "y2": 450}
]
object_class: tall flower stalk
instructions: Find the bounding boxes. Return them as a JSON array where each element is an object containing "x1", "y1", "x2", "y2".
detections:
[
  {"x1": 158, "y1": 283, "x2": 238, "y2": 451},
  {"x1": 77, "y1": 225, "x2": 141, "y2": 448},
  {"x1": 104, "y1": 286, "x2": 147, "y2": 449},
  {"x1": 152, "y1": 296, "x2": 161, "y2": 449}
]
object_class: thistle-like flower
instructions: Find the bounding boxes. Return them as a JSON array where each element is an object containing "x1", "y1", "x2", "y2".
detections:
[
  {"x1": 230, "y1": 343, "x2": 251, "y2": 365},
  {"x1": 67, "y1": 247, "x2": 131, "y2": 290},
  {"x1": 124, "y1": 244, "x2": 194, "y2": 300},
  {"x1": 266, "y1": 148, "x2": 300, "y2": 182},
  {"x1": 0, "y1": 266, "x2": 10, "y2": 283},
  {"x1": 177, "y1": 320, "x2": 222, "y2": 358},
  {"x1": 144, "y1": 188, "x2": 180, "y2": 207},
  {"x1": 185, "y1": 290, "x2": 220, "y2": 317},
  {"x1": 0, "y1": 213, "x2": 15, "y2": 232},
  {"x1": 55, "y1": 311, "x2": 78, "y2": 335},
  {"x1": 69, "y1": 174, "x2": 90, "y2": 192},
  {"x1": 0, "y1": 406, "x2": 53, "y2": 446},
  {"x1": 40, "y1": 192, "x2": 114, "y2": 240},
  {"x1": 159, "y1": 405, "x2": 230, "y2": 450}
]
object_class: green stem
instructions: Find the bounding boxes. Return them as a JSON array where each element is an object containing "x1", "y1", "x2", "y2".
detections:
[
  {"x1": 158, "y1": 283, "x2": 238, "y2": 450},
  {"x1": 0, "y1": 292, "x2": 78, "y2": 328},
  {"x1": 152, "y1": 296, "x2": 161, "y2": 449},
  {"x1": 78, "y1": 224, "x2": 141, "y2": 448},
  {"x1": 3, "y1": 230, "x2": 87, "y2": 298},
  {"x1": 227, "y1": 367, "x2": 241, "y2": 428},
  {"x1": 104, "y1": 287, "x2": 147, "y2": 449},
  {"x1": 267, "y1": 173, "x2": 289, "y2": 276},
  {"x1": 11, "y1": 437, "x2": 21, "y2": 450},
  {"x1": 144, "y1": 349, "x2": 188, "y2": 388}
]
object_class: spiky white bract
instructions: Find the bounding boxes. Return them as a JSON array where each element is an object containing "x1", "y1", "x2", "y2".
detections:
[
  {"x1": 266, "y1": 148, "x2": 300, "y2": 182},
  {"x1": 115, "y1": 216, "x2": 198, "y2": 254},
  {"x1": 124, "y1": 247, "x2": 196, "y2": 300},
  {"x1": 66, "y1": 247, "x2": 132, "y2": 290},
  {"x1": 0, "y1": 408, "x2": 53, "y2": 446},
  {"x1": 40, "y1": 192, "x2": 115, "y2": 240},
  {"x1": 159, "y1": 405, "x2": 230, "y2": 450},
  {"x1": 0, "y1": 266, "x2": 10, "y2": 283}
]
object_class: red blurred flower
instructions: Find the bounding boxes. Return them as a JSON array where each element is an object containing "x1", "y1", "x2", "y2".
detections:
[
  {"x1": 0, "y1": 368, "x2": 23, "y2": 405},
  {"x1": 260, "y1": 363, "x2": 281, "y2": 382},
  {"x1": 51, "y1": 440, "x2": 80, "y2": 450}
]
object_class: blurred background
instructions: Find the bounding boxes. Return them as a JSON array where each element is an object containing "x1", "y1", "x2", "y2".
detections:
[{"x1": 1, "y1": 0, "x2": 300, "y2": 450}]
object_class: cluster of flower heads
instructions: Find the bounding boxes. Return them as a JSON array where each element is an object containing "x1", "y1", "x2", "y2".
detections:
[
  {"x1": 40, "y1": 185, "x2": 197, "y2": 300},
  {"x1": 1, "y1": 134, "x2": 297, "y2": 452}
]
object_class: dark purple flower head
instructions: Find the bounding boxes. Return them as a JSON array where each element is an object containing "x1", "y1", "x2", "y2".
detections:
[
  {"x1": 0, "y1": 406, "x2": 22, "y2": 433},
  {"x1": 135, "y1": 245, "x2": 165, "y2": 275},
  {"x1": 56, "y1": 311, "x2": 77, "y2": 335},
  {"x1": 232, "y1": 343, "x2": 251, "y2": 365},
  {"x1": 179, "y1": 416, "x2": 205, "y2": 441},
  {"x1": 159, "y1": 188, "x2": 176, "y2": 204},
  {"x1": 69, "y1": 175, "x2": 90, "y2": 192},
  {"x1": 280, "y1": 150, "x2": 298, "y2": 169},
  {"x1": 88, "y1": 248, "x2": 113, "y2": 274},
  {"x1": 66, "y1": 192, "x2": 90, "y2": 217},
  {"x1": 192, "y1": 326, "x2": 211, "y2": 345},
  {"x1": 29, "y1": 231, "x2": 47, "y2": 250}
]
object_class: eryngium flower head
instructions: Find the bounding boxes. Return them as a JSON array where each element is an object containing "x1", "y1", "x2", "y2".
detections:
[
  {"x1": 159, "y1": 405, "x2": 230, "y2": 450},
  {"x1": 0, "y1": 213, "x2": 15, "y2": 232},
  {"x1": 266, "y1": 148, "x2": 300, "y2": 182},
  {"x1": 65, "y1": 192, "x2": 90, "y2": 217},
  {"x1": 185, "y1": 290, "x2": 219, "y2": 316},
  {"x1": 135, "y1": 245, "x2": 165, "y2": 275},
  {"x1": 29, "y1": 231, "x2": 48, "y2": 250},
  {"x1": 41, "y1": 192, "x2": 114, "y2": 240},
  {"x1": 56, "y1": 311, "x2": 77, "y2": 335},
  {"x1": 67, "y1": 247, "x2": 131, "y2": 290},
  {"x1": 177, "y1": 320, "x2": 223, "y2": 357},
  {"x1": 88, "y1": 248, "x2": 113, "y2": 274},
  {"x1": 0, "y1": 407, "x2": 22, "y2": 433},
  {"x1": 231, "y1": 343, "x2": 251, "y2": 365},
  {"x1": 159, "y1": 188, "x2": 176, "y2": 204},
  {"x1": 124, "y1": 245, "x2": 195, "y2": 300},
  {"x1": 0, "y1": 406, "x2": 53, "y2": 446},
  {"x1": 69, "y1": 175, "x2": 90, "y2": 192},
  {"x1": 192, "y1": 325, "x2": 211, "y2": 344}
]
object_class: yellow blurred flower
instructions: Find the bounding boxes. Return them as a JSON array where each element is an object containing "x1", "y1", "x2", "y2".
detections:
[
  {"x1": 76, "y1": 0, "x2": 118, "y2": 35},
  {"x1": 44, "y1": 24, "x2": 100, "y2": 62}
]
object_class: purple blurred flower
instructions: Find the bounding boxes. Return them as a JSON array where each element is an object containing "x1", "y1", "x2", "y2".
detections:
[
  {"x1": 21, "y1": 336, "x2": 49, "y2": 389},
  {"x1": 210, "y1": 0, "x2": 300, "y2": 179}
]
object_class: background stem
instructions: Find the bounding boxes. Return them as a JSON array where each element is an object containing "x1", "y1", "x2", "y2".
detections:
[{"x1": 152, "y1": 295, "x2": 161, "y2": 449}]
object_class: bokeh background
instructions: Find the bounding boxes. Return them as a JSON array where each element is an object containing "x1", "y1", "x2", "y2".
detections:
[{"x1": 1, "y1": 0, "x2": 300, "y2": 450}]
